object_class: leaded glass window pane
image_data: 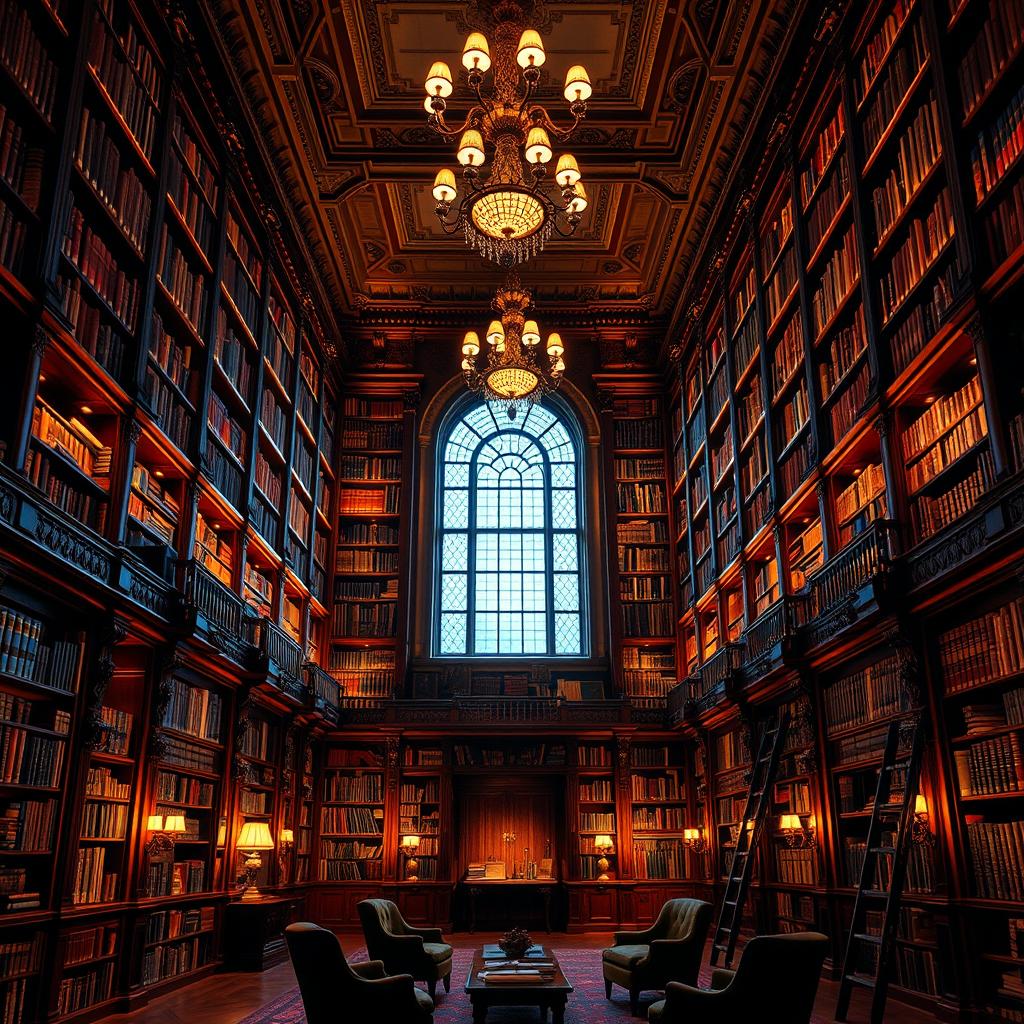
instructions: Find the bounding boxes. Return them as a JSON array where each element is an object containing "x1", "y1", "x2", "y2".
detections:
[{"x1": 436, "y1": 399, "x2": 587, "y2": 657}]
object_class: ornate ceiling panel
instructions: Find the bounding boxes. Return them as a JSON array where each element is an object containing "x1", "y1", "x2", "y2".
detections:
[{"x1": 204, "y1": 0, "x2": 802, "y2": 343}]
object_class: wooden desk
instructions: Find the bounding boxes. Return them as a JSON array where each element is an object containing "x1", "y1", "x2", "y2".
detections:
[
  {"x1": 465, "y1": 946, "x2": 573, "y2": 1024},
  {"x1": 224, "y1": 896, "x2": 297, "y2": 971},
  {"x1": 462, "y1": 879, "x2": 559, "y2": 933}
]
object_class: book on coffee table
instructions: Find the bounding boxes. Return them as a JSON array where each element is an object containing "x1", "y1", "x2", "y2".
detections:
[
  {"x1": 482, "y1": 944, "x2": 545, "y2": 958},
  {"x1": 477, "y1": 970, "x2": 544, "y2": 984}
]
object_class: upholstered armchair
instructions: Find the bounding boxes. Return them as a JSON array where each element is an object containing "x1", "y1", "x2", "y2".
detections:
[
  {"x1": 357, "y1": 898, "x2": 453, "y2": 1000},
  {"x1": 285, "y1": 922, "x2": 434, "y2": 1024},
  {"x1": 602, "y1": 897, "x2": 713, "y2": 1015},
  {"x1": 647, "y1": 931, "x2": 829, "y2": 1024}
]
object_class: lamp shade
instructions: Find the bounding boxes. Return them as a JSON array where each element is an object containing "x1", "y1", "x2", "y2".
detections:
[
  {"x1": 457, "y1": 129, "x2": 485, "y2": 166},
  {"x1": 280, "y1": 829, "x2": 294, "y2": 845},
  {"x1": 683, "y1": 827, "x2": 700, "y2": 842},
  {"x1": 486, "y1": 320, "x2": 505, "y2": 346},
  {"x1": 568, "y1": 182, "x2": 588, "y2": 214},
  {"x1": 522, "y1": 320, "x2": 541, "y2": 346},
  {"x1": 462, "y1": 330, "x2": 481, "y2": 356},
  {"x1": 593, "y1": 834, "x2": 614, "y2": 852},
  {"x1": 546, "y1": 332, "x2": 564, "y2": 358},
  {"x1": 163, "y1": 815, "x2": 186, "y2": 834},
  {"x1": 425, "y1": 61, "x2": 453, "y2": 97},
  {"x1": 525, "y1": 127, "x2": 553, "y2": 164},
  {"x1": 555, "y1": 153, "x2": 581, "y2": 187},
  {"x1": 779, "y1": 814, "x2": 802, "y2": 832},
  {"x1": 146, "y1": 815, "x2": 164, "y2": 832},
  {"x1": 517, "y1": 29, "x2": 545, "y2": 68},
  {"x1": 402, "y1": 834, "x2": 421, "y2": 850},
  {"x1": 462, "y1": 32, "x2": 491, "y2": 72},
  {"x1": 432, "y1": 168, "x2": 457, "y2": 203},
  {"x1": 914, "y1": 794, "x2": 928, "y2": 815},
  {"x1": 563, "y1": 64, "x2": 592, "y2": 102},
  {"x1": 237, "y1": 821, "x2": 274, "y2": 851}
]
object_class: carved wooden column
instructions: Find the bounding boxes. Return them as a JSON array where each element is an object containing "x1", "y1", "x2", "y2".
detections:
[
  {"x1": 965, "y1": 312, "x2": 1011, "y2": 480},
  {"x1": 873, "y1": 410, "x2": 904, "y2": 550},
  {"x1": 614, "y1": 734, "x2": 633, "y2": 879}
]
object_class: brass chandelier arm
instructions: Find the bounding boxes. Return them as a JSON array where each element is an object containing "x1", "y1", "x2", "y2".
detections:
[
  {"x1": 526, "y1": 104, "x2": 586, "y2": 142},
  {"x1": 428, "y1": 104, "x2": 487, "y2": 139}
]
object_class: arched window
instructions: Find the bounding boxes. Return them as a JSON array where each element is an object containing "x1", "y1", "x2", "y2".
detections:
[{"x1": 435, "y1": 398, "x2": 587, "y2": 657}]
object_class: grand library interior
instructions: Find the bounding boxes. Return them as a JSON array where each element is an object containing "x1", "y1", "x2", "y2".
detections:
[{"x1": 0, "y1": 0, "x2": 1023, "y2": 1021}]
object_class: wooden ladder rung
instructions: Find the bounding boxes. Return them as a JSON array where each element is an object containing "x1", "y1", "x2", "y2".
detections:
[
  {"x1": 844, "y1": 974, "x2": 876, "y2": 989},
  {"x1": 854, "y1": 933, "x2": 882, "y2": 946}
]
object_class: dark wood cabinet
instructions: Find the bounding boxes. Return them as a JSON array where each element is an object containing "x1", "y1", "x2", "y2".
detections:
[{"x1": 224, "y1": 896, "x2": 302, "y2": 972}]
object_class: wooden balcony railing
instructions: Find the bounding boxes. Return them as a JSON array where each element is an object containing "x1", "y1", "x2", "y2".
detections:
[
  {"x1": 808, "y1": 519, "x2": 897, "y2": 617},
  {"x1": 186, "y1": 563, "x2": 245, "y2": 641},
  {"x1": 304, "y1": 663, "x2": 340, "y2": 721},
  {"x1": 667, "y1": 680, "x2": 690, "y2": 725},
  {"x1": 742, "y1": 594, "x2": 810, "y2": 665},
  {"x1": 691, "y1": 642, "x2": 744, "y2": 703}
]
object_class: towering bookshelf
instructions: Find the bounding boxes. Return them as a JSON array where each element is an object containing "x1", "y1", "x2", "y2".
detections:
[
  {"x1": 710, "y1": 723, "x2": 751, "y2": 881},
  {"x1": 399, "y1": 744, "x2": 443, "y2": 882},
  {"x1": 234, "y1": 706, "x2": 279, "y2": 893},
  {"x1": 319, "y1": 745, "x2": 385, "y2": 881},
  {"x1": 574, "y1": 742, "x2": 616, "y2": 880},
  {"x1": 629, "y1": 741, "x2": 686, "y2": 881},
  {"x1": 607, "y1": 390, "x2": 678, "y2": 701}
]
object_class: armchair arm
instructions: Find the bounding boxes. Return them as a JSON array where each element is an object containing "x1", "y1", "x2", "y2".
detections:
[
  {"x1": 710, "y1": 968, "x2": 736, "y2": 991},
  {"x1": 405, "y1": 926, "x2": 445, "y2": 942},
  {"x1": 360, "y1": 972, "x2": 427, "y2": 1017},
  {"x1": 646, "y1": 937, "x2": 697, "y2": 974},
  {"x1": 661, "y1": 980, "x2": 727, "y2": 1019},
  {"x1": 380, "y1": 933, "x2": 427, "y2": 953},
  {"x1": 612, "y1": 927, "x2": 656, "y2": 945},
  {"x1": 351, "y1": 960, "x2": 387, "y2": 979}
]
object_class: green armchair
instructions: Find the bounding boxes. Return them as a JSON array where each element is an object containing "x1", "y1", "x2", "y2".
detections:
[
  {"x1": 357, "y1": 898, "x2": 453, "y2": 1000},
  {"x1": 647, "y1": 931, "x2": 829, "y2": 1023},
  {"x1": 285, "y1": 922, "x2": 433, "y2": 1024},
  {"x1": 602, "y1": 897, "x2": 713, "y2": 1015}
]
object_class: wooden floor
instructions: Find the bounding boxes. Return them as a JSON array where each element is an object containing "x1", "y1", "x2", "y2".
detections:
[{"x1": 99, "y1": 932, "x2": 936, "y2": 1024}]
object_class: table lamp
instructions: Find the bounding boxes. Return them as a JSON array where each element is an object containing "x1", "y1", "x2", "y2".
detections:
[
  {"x1": 237, "y1": 821, "x2": 274, "y2": 901},
  {"x1": 401, "y1": 835, "x2": 421, "y2": 880},
  {"x1": 594, "y1": 834, "x2": 614, "y2": 880}
]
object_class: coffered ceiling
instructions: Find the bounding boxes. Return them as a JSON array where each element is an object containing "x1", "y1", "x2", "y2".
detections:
[{"x1": 203, "y1": 0, "x2": 803, "y2": 346}]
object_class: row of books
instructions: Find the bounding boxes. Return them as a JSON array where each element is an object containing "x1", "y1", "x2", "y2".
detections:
[
  {"x1": 63, "y1": 203, "x2": 140, "y2": 329},
  {"x1": 340, "y1": 455, "x2": 402, "y2": 481},
  {"x1": 631, "y1": 772, "x2": 683, "y2": 801},
  {"x1": 579, "y1": 779, "x2": 613, "y2": 801},
  {"x1": 0, "y1": 799, "x2": 54, "y2": 851},
  {"x1": 149, "y1": 313, "x2": 192, "y2": 393},
  {"x1": 844, "y1": 835, "x2": 934, "y2": 891},
  {"x1": 319, "y1": 840, "x2": 382, "y2": 860},
  {"x1": 86, "y1": 765, "x2": 130, "y2": 799},
  {"x1": 580, "y1": 812, "x2": 615, "y2": 831},
  {"x1": 879, "y1": 187, "x2": 955, "y2": 323},
  {"x1": 145, "y1": 858, "x2": 204, "y2": 899},
  {"x1": 762, "y1": 195, "x2": 793, "y2": 271},
  {"x1": 835, "y1": 463, "x2": 886, "y2": 527},
  {"x1": 806, "y1": 150, "x2": 849, "y2": 258},
  {"x1": 323, "y1": 771, "x2": 382, "y2": 803},
  {"x1": 967, "y1": 820, "x2": 1024, "y2": 899},
  {"x1": 334, "y1": 548, "x2": 399, "y2": 573},
  {"x1": 614, "y1": 418, "x2": 663, "y2": 451},
  {"x1": 954, "y1": 731, "x2": 1024, "y2": 796},
  {"x1": 341, "y1": 422, "x2": 403, "y2": 450},
  {"x1": 0, "y1": 2, "x2": 60, "y2": 123},
  {"x1": 146, "y1": 905, "x2": 215, "y2": 944},
  {"x1": 632, "y1": 807, "x2": 685, "y2": 831},
  {"x1": 871, "y1": 97, "x2": 943, "y2": 245},
  {"x1": 632, "y1": 838, "x2": 684, "y2": 879},
  {"x1": 161, "y1": 678, "x2": 222, "y2": 742},
  {"x1": 74, "y1": 105, "x2": 152, "y2": 253},
  {"x1": 811, "y1": 225, "x2": 859, "y2": 339},
  {"x1": 0, "y1": 726, "x2": 65, "y2": 787},
  {"x1": 55, "y1": 961, "x2": 114, "y2": 1017},
  {"x1": 771, "y1": 311, "x2": 805, "y2": 396},
  {"x1": 332, "y1": 602, "x2": 397, "y2": 638},
  {"x1": 619, "y1": 576, "x2": 670, "y2": 602},
  {"x1": 60, "y1": 275, "x2": 127, "y2": 382},
  {"x1": 222, "y1": 253, "x2": 261, "y2": 341},
  {"x1": 333, "y1": 579, "x2": 398, "y2": 600},
  {"x1": 801, "y1": 101, "x2": 845, "y2": 208},
  {"x1": 764, "y1": 249, "x2": 798, "y2": 329},
  {"x1": 80, "y1": 800, "x2": 128, "y2": 839},
  {"x1": 157, "y1": 226, "x2": 206, "y2": 333},
  {"x1": 64, "y1": 924, "x2": 116, "y2": 966},
  {"x1": 143, "y1": 365, "x2": 192, "y2": 454},
  {"x1": 860, "y1": 18, "x2": 927, "y2": 160},
  {"x1": 213, "y1": 309, "x2": 254, "y2": 401},
  {"x1": 71, "y1": 845, "x2": 117, "y2": 905},
  {"x1": 622, "y1": 603, "x2": 673, "y2": 638},
  {"x1": 167, "y1": 143, "x2": 216, "y2": 258},
  {"x1": 938, "y1": 596, "x2": 1024, "y2": 692},
  {"x1": 318, "y1": 859, "x2": 382, "y2": 881},
  {"x1": 337, "y1": 487, "x2": 400, "y2": 515},
  {"x1": 141, "y1": 933, "x2": 212, "y2": 988},
  {"x1": 0, "y1": 195, "x2": 27, "y2": 274},
  {"x1": 957, "y1": 0, "x2": 1024, "y2": 123},
  {"x1": 854, "y1": 0, "x2": 914, "y2": 103},
  {"x1": 910, "y1": 450, "x2": 993, "y2": 542},
  {"x1": 320, "y1": 805, "x2": 383, "y2": 835},
  {"x1": 774, "y1": 846, "x2": 816, "y2": 884}
]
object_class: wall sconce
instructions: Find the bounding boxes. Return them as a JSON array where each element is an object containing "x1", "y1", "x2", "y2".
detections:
[
  {"x1": 401, "y1": 835, "x2": 421, "y2": 881},
  {"x1": 280, "y1": 828, "x2": 294, "y2": 849},
  {"x1": 278, "y1": 828, "x2": 294, "y2": 880},
  {"x1": 912, "y1": 795, "x2": 934, "y2": 846},
  {"x1": 145, "y1": 814, "x2": 185, "y2": 853},
  {"x1": 593, "y1": 834, "x2": 614, "y2": 881},
  {"x1": 779, "y1": 813, "x2": 816, "y2": 849},
  {"x1": 683, "y1": 827, "x2": 708, "y2": 854},
  {"x1": 237, "y1": 821, "x2": 275, "y2": 902}
]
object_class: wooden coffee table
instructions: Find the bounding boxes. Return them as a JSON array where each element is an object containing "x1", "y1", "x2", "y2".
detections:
[{"x1": 465, "y1": 946, "x2": 573, "y2": 1024}]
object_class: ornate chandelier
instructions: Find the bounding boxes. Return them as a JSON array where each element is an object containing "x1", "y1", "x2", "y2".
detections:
[
  {"x1": 461, "y1": 276, "x2": 565, "y2": 416},
  {"x1": 424, "y1": 1, "x2": 592, "y2": 268}
]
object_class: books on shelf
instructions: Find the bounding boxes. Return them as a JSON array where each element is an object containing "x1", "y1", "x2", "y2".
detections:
[
  {"x1": 811, "y1": 225, "x2": 859, "y2": 338},
  {"x1": 788, "y1": 518, "x2": 823, "y2": 590},
  {"x1": 835, "y1": 463, "x2": 887, "y2": 537},
  {"x1": 860, "y1": 18, "x2": 928, "y2": 160},
  {"x1": 771, "y1": 311, "x2": 805, "y2": 396},
  {"x1": 958, "y1": 1, "x2": 1024, "y2": 123},
  {"x1": 71, "y1": 845, "x2": 117, "y2": 905},
  {"x1": 160, "y1": 677, "x2": 222, "y2": 742},
  {"x1": 939, "y1": 596, "x2": 1024, "y2": 693},
  {"x1": 0, "y1": 799, "x2": 55, "y2": 851},
  {"x1": 157, "y1": 225, "x2": 206, "y2": 334},
  {"x1": 967, "y1": 820, "x2": 1024, "y2": 899},
  {"x1": 59, "y1": 274, "x2": 127, "y2": 382},
  {"x1": 632, "y1": 838, "x2": 684, "y2": 879},
  {"x1": 954, "y1": 732, "x2": 1024, "y2": 795},
  {"x1": 0, "y1": 0, "x2": 60, "y2": 122},
  {"x1": 801, "y1": 101, "x2": 845, "y2": 208},
  {"x1": 614, "y1": 417, "x2": 663, "y2": 450},
  {"x1": 855, "y1": 0, "x2": 915, "y2": 103}
]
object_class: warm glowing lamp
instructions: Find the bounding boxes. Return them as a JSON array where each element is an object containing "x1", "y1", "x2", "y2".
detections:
[
  {"x1": 147, "y1": 815, "x2": 164, "y2": 833},
  {"x1": 401, "y1": 835, "x2": 421, "y2": 881},
  {"x1": 555, "y1": 153, "x2": 581, "y2": 187},
  {"x1": 163, "y1": 815, "x2": 186, "y2": 835},
  {"x1": 568, "y1": 182, "x2": 588, "y2": 214},
  {"x1": 462, "y1": 331, "x2": 481, "y2": 357},
  {"x1": 525, "y1": 127, "x2": 553, "y2": 164},
  {"x1": 425, "y1": 61, "x2": 453, "y2": 97},
  {"x1": 462, "y1": 32, "x2": 491, "y2": 72},
  {"x1": 432, "y1": 168, "x2": 457, "y2": 203},
  {"x1": 516, "y1": 29, "x2": 545, "y2": 68},
  {"x1": 237, "y1": 821, "x2": 274, "y2": 902},
  {"x1": 280, "y1": 829, "x2": 294, "y2": 846},
  {"x1": 563, "y1": 65, "x2": 592, "y2": 102},
  {"x1": 546, "y1": 333, "x2": 564, "y2": 359},
  {"x1": 593, "y1": 834, "x2": 614, "y2": 881},
  {"x1": 522, "y1": 320, "x2": 541, "y2": 347},
  {"x1": 457, "y1": 130, "x2": 485, "y2": 167},
  {"x1": 487, "y1": 320, "x2": 506, "y2": 347}
]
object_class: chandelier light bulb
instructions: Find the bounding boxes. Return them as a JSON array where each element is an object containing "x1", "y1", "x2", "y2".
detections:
[
  {"x1": 425, "y1": 61, "x2": 454, "y2": 97},
  {"x1": 462, "y1": 331, "x2": 480, "y2": 357},
  {"x1": 525, "y1": 127, "x2": 553, "y2": 164},
  {"x1": 432, "y1": 168, "x2": 457, "y2": 203},
  {"x1": 554, "y1": 357, "x2": 565, "y2": 373},
  {"x1": 462, "y1": 358, "x2": 473, "y2": 371},
  {"x1": 486, "y1": 320, "x2": 505, "y2": 346},
  {"x1": 563, "y1": 65, "x2": 592, "y2": 102},
  {"x1": 522, "y1": 320, "x2": 541, "y2": 346},
  {"x1": 462, "y1": 32, "x2": 491, "y2": 72},
  {"x1": 546, "y1": 333, "x2": 564, "y2": 358},
  {"x1": 457, "y1": 129, "x2": 485, "y2": 166},
  {"x1": 568, "y1": 182, "x2": 588, "y2": 214},
  {"x1": 423, "y1": 96, "x2": 437, "y2": 113},
  {"x1": 516, "y1": 29, "x2": 546, "y2": 69},
  {"x1": 555, "y1": 153, "x2": 581, "y2": 187}
]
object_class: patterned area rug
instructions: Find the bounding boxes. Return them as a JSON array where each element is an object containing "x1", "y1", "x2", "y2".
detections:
[{"x1": 240, "y1": 946, "x2": 831, "y2": 1023}]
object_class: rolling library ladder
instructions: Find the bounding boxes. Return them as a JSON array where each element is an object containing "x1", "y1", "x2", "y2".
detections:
[
  {"x1": 710, "y1": 708, "x2": 791, "y2": 967},
  {"x1": 835, "y1": 717, "x2": 927, "y2": 1024}
]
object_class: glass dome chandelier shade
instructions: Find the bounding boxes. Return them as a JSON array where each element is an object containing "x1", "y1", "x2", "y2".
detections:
[
  {"x1": 423, "y1": 1, "x2": 592, "y2": 268},
  {"x1": 462, "y1": 277, "x2": 566, "y2": 416}
]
